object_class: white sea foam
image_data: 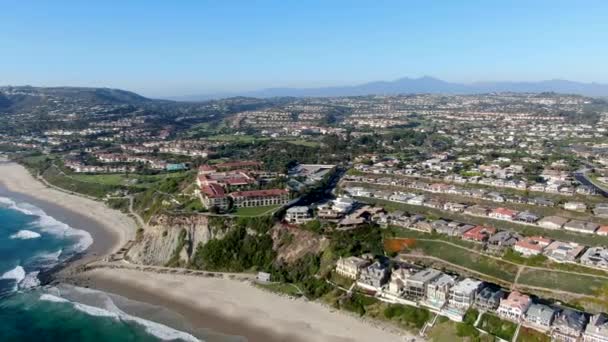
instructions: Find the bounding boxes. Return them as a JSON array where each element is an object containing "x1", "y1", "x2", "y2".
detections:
[
  {"x1": 1, "y1": 266, "x2": 26, "y2": 282},
  {"x1": 10, "y1": 229, "x2": 41, "y2": 240},
  {"x1": 40, "y1": 293, "x2": 70, "y2": 303},
  {"x1": 0, "y1": 196, "x2": 93, "y2": 254},
  {"x1": 30, "y1": 249, "x2": 63, "y2": 268},
  {"x1": 46, "y1": 287, "x2": 201, "y2": 341},
  {"x1": 0, "y1": 266, "x2": 26, "y2": 291},
  {"x1": 20, "y1": 271, "x2": 41, "y2": 289}
]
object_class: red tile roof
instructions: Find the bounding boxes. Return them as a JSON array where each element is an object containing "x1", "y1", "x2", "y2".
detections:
[
  {"x1": 597, "y1": 225, "x2": 608, "y2": 235},
  {"x1": 492, "y1": 207, "x2": 518, "y2": 217},
  {"x1": 201, "y1": 183, "x2": 226, "y2": 198},
  {"x1": 462, "y1": 225, "x2": 497, "y2": 241}
]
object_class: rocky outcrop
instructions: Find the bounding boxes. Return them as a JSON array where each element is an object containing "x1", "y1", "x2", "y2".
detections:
[{"x1": 126, "y1": 214, "x2": 222, "y2": 266}]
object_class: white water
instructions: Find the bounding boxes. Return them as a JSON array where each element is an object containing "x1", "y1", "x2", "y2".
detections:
[
  {"x1": 10, "y1": 229, "x2": 42, "y2": 239},
  {"x1": 41, "y1": 287, "x2": 201, "y2": 342},
  {"x1": 0, "y1": 196, "x2": 93, "y2": 253},
  {"x1": 0, "y1": 266, "x2": 26, "y2": 291}
]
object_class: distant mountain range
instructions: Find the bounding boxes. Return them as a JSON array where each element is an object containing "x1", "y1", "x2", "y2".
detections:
[{"x1": 168, "y1": 76, "x2": 608, "y2": 101}]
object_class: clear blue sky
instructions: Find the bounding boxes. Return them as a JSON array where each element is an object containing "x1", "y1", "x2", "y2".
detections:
[{"x1": 1, "y1": 0, "x2": 607, "y2": 97}]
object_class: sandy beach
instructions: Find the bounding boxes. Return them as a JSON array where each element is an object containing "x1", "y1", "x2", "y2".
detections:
[
  {"x1": 0, "y1": 160, "x2": 136, "y2": 261},
  {"x1": 79, "y1": 268, "x2": 413, "y2": 342},
  {"x1": 0, "y1": 158, "x2": 417, "y2": 342}
]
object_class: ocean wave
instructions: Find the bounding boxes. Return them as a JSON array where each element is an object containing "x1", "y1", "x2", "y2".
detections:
[
  {"x1": 29, "y1": 249, "x2": 63, "y2": 268},
  {"x1": 44, "y1": 287, "x2": 201, "y2": 342},
  {"x1": 0, "y1": 266, "x2": 26, "y2": 291},
  {"x1": 0, "y1": 196, "x2": 93, "y2": 254},
  {"x1": 40, "y1": 293, "x2": 70, "y2": 303},
  {"x1": 20, "y1": 271, "x2": 41, "y2": 289},
  {"x1": 10, "y1": 229, "x2": 41, "y2": 240},
  {"x1": 1, "y1": 266, "x2": 26, "y2": 282}
]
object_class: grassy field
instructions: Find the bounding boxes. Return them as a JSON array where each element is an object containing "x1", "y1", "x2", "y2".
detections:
[
  {"x1": 427, "y1": 319, "x2": 495, "y2": 342},
  {"x1": 254, "y1": 282, "x2": 303, "y2": 297},
  {"x1": 70, "y1": 171, "x2": 191, "y2": 188},
  {"x1": 232, "y1": 205, "x2": 280, "y2": 217},
  {"x1": 517, "y1": 269, "x2": 608, "y2": 295},
  {"x1": 516, "y1": 327, "x2": 551, "y2": 342},
  {"x1": 206, "y1": 134, "x2": 267, "y2": 143},
  {"x1": 42, "y1": 167, "x2": 126, "y2": 198},
  {"x1": 478, "y1": 313, "x2": 518, "y2": 341},
  {"x1": 403, "y1": 239, "x2": 519, "y2": 283},
  {"x1": 359, "y1": 197, "x2": 608, "y2": 246}
]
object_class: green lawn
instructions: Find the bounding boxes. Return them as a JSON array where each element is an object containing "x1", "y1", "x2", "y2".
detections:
[
  {"x1": 70, "y1": 171, "x2": 192, "y2": 188},
  {"x1": 478, "y1": 313, "x2": 518, "y2": 341},
  {"x1": 233, "y1": 205, "x2": 280, "y2": 217},
  {"x1": 517, "y1": 327, "x2": 551, "y2": 342},
  {"x1": 255, "y1": 282, "x2": 303, "y2": 297},
  {"x1": 404, "y1": 239, "x2": 519, "y2": 283},
  {"x1": 206, "y1": 134, "x2": 266, "y2": 143},
  {"x1": 517, "y1": 269, "x2": 608, "y2": 295}
]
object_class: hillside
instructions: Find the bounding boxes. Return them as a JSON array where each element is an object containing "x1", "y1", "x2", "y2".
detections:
[{"x1": 0, "y1": 86, "x2": 154, "y2": 113}]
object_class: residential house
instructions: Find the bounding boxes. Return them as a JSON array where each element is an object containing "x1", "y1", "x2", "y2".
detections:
[
  {"x1": 444, "y1": 202, "x2": 467, "y2": 213},
  {"x1": 552, "y1": 309, "x2": 588, "y2": 342},
  {"x1": 475, "y1": 286, "x2": 505, "y2": 311},
  {"x1": 598, "y1": 226, "x2": 608, "y2": 236},
  {"x1": 524, "y1": 303, "x2": 557, "y2": 331},
  {"x1": 594, "y1": 204, "x2": 608, "y2": 218},
  {"x1": 387, "y1": 266, "x2": 416, "y2": 297},
  {"x1": 449, "y1": 278, "x2": 483, "y2": 310},
  {"x1": 543, "y1": 241, "x2": 585, "y2": 263},
  {"x1": 335, "y1": 256, "x2": 371, "y2": 279},
  {"x1": 489, "y1": 207, "x2": 518, "y2": 220},
  {"x1": 515, "y1": 211, "x2": 540, "y2": 223},
  {"x1": 580, "y1": 247, "x2": 608, "y2": 270},
  {"x1": 564, "y1": 220, "x2": 600, "y2": 234},
  {"x1": 424, "y1": 273, "x2": 456, "y2": 309},
  {"x1": 405, "y1": 268, "x2": 442, "y2": 300},
  {"x1": 564, "y1": 202, "x2": 588, "y2": 212},
  {"x1": 462, "y1": 226, "x2": 497, "y2": 242},
  {"x1": 358, "y1": 261, "x2": 390, "y2": 289},
  {"x1": 514, "y1": 236, "x2": 552, "y2": 257},
  {"x1": 284, "y1": 206, "x2": 312, "y2": 224},
  {"x1": 488, "y1": 231, "x2": 521, "y2": 251},
  {"x1": 538, "y1": 216, "x2": 569, "y2": 230},
  {"x1": 497, "y1": 291, "x2": 532, "y2": 321},
  {"x1": 465, "y1": 205, "x2": 490, "y2": 217},
  {"x1": 584, "y1": 313, "x2": 608, "y2": 342}
]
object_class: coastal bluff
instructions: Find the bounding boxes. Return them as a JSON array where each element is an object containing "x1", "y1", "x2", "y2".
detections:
[{"x1": 127, "y1": 215, "x2": 221, "y2": 266}]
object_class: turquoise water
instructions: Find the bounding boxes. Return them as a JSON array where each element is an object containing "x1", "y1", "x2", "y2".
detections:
[{"x1": 0, "y1": 196, "x2": 200, "y2": 342}]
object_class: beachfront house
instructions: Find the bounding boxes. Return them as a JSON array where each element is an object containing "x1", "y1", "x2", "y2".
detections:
[
  {"x1": 524, "y1": 303, "x2": 557, "y2": 331},
  {"x1": 552, "y1": 309, "x2": 588, "y2": 342},
  {"x1": 497, "y1": 291, "x2": 532, "y2": 321},
  {"x1": 405, "y1": 268, "x2": 442, "y2": 300},
  {"x1": 584, "y1": 313, "x2": 608, "y2": 342},
  {"x1": 335, "y1": 256, "x2": 370, "y2": 280},
  {"x1": 448, "y1": 278, "x2": 483, "y2": 310},
  {"x1": 475, "y1": 286, "x2": 505, "y2": 311}
]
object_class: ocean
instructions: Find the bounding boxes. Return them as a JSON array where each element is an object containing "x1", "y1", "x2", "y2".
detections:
[{"x1": 0, "y1": 195, "x2": 201, "y2": 342}]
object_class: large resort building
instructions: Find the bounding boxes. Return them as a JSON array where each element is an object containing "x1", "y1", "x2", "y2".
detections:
[{"x1": 196, "y1": 161, "x2": 290, "y2": 211}]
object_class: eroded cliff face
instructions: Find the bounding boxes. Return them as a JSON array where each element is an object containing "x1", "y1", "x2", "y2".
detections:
[{"x1": 126, "y1": 214, "x2": 221, "y2": 266}]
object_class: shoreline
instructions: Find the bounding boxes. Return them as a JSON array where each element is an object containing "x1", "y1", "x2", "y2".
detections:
[
  {"x1": 0, "y1": 160, "x2": 136, "y2": 265},
  {"x1": 75, "y1": 267, "x2": 412, "y2": 342},
  {"x1": 0, "y1": 158, "x2": 415, "y2": 342}
]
